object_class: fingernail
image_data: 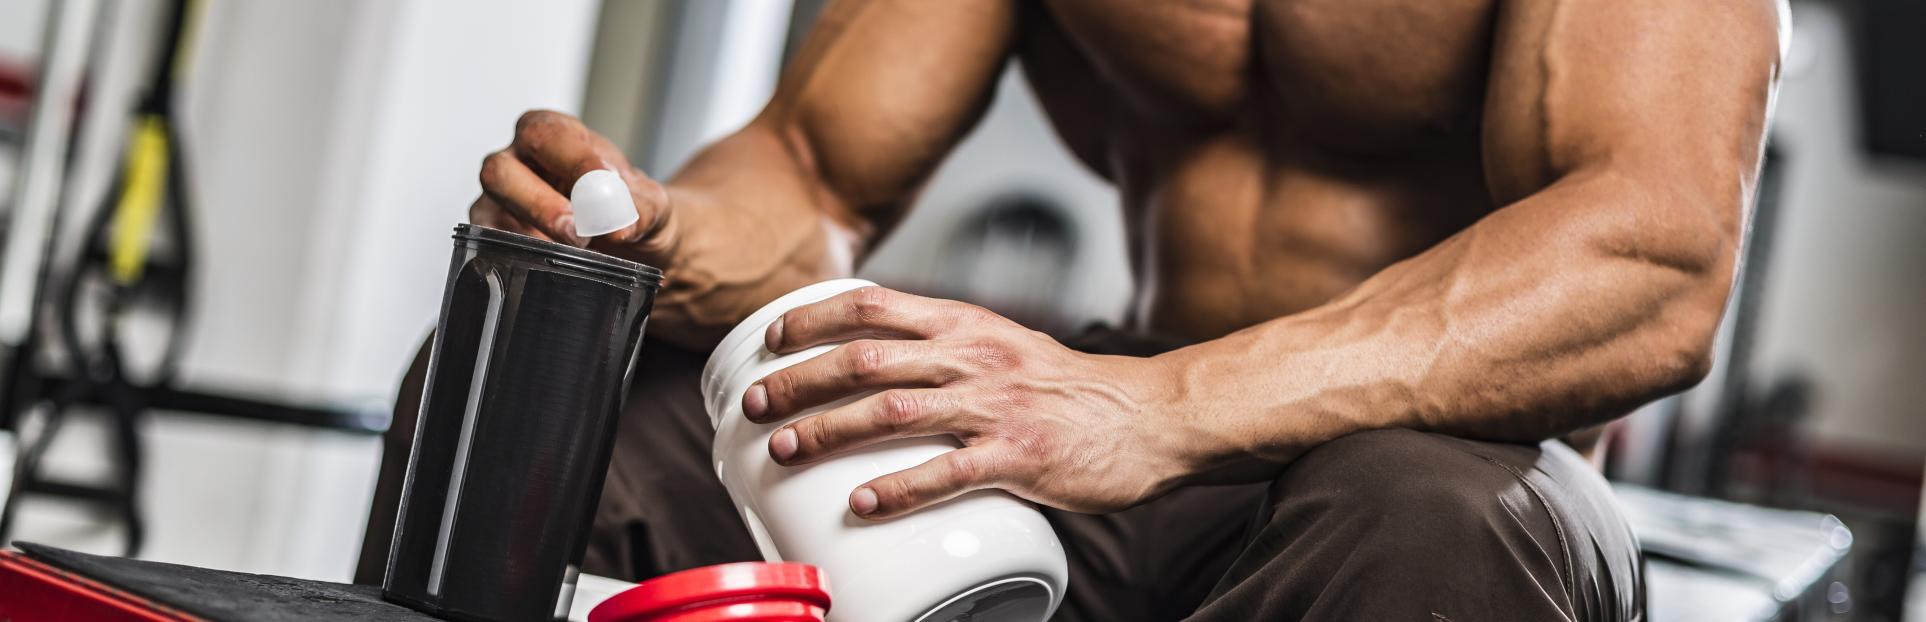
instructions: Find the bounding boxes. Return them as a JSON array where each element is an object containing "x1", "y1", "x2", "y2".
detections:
[
  {"x1": 765, "y1": 315, "x2": 785, "y2": 352},
  {"x1": 743, "y1": 383, "x2": 769, "y2": 420},
  {"x1": 770, "y1": 427, "x2": 798, "y2": 462},
  {"x1": 851, "y1": 487, "x2": 878, "y2": 517},
  {"x1": 553, "y1": 215, "x2": 584, "y2": 245}
]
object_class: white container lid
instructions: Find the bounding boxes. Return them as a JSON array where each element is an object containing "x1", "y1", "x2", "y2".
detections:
[{"x1": 570, "y1": 169, "x2": 639, "y2": 238}]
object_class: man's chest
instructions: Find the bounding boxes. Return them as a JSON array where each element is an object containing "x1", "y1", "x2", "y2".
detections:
[{"x1": 1032, "y1": 0, "x2": 1500, "y2": 153}]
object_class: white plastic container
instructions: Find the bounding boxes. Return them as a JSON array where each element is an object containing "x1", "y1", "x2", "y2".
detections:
[{"x1": 704, "y1": 279, "x2": 1068, "y2": 622}]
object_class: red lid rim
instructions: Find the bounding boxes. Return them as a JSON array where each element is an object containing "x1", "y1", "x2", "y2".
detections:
[{"x1": 589, "y1": 562, "x2": 830, "y2": 622}]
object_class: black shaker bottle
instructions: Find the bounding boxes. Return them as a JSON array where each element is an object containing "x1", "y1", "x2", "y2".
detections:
[{"x1": 384, "y1": 224, "x2": 662, "y2": 621}]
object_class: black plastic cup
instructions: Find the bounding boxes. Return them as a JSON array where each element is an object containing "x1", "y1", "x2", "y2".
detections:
[{"x1": 384, "y1": 224, "x2": 662, "y2": 622}]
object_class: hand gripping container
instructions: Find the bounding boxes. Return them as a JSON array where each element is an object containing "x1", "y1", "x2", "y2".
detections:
[
  {"x1": 385, "y1": 224, "x2": 662, "y2": 621},
  {"x1": 703, "y1": 279, "x2": 1067, "y2": 622}
]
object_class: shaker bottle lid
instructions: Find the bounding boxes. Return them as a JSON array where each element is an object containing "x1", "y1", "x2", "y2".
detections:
[
  {"x1": 589, "y1": 562, "x2": 831, "y2": 622},
  {"x1": 571, "y1": 169, "x2": 641, "y2": 238}
]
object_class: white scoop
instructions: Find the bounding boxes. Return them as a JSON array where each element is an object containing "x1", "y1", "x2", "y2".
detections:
[{"x1": 569, "y1": 169, "x2": 639, "y2": 238}]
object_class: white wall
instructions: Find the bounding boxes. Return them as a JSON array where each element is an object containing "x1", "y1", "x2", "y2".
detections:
[
  {"x1": 0, "y1": 0, "x2": 45, "y2": 59},
  {"x1": 1753, "y1": 1, "x2": 1926, "y2": 449},
  {"x1": 5, "y1": 0, "x2": 599, "y2": 581},
  {"x1": 645, "y1": 0, "x2": 794, "y2": 174}
]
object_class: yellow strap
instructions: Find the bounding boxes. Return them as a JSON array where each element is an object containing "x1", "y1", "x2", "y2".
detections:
[
  {"x1": 110, "y1": 116, "x2": 169, "y2": 284},
  {"x1": 110, "y1": 0, "x2": 201, "y2": 283},
  {"x1": 171, "y1": 0, "x2": 202, "y2": 81}
]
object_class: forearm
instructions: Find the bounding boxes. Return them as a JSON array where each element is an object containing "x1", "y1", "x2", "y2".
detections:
[
  {"x1": 647, "y1": 121, "x2": 875, "y2": 344},
  {"x1": 1157, "y1": 170, "x2": 1739, "y2": 478}
]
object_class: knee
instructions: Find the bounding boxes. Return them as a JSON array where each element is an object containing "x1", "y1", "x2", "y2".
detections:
[
  {"x1": 1275, "y1": 429, "x2": 1528, "y2": 526},
  {"x1": 1229, "y1": 431, "x2": 1595, "y2": 620}
]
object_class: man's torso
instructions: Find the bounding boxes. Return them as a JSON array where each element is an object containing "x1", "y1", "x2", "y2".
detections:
[{"x1": 1015, "y1": 0, "x2": 1507, "y2": 340}]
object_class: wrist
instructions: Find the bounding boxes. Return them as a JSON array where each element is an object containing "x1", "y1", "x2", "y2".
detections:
[
  {"x1": 1126, "y1": 351, "x2": 1244, "y2": 488},
  {"x1": 1141, "y1": 344, "x2": 1347, "y2": 486}
]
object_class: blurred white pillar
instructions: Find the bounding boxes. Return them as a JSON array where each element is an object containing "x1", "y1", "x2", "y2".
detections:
[
  {"x1": 645, "y1": 0, "x2": 794, "y2": 174},
  {"x1": 0, "y1": 0, "x2": 99, "y2": 344}
]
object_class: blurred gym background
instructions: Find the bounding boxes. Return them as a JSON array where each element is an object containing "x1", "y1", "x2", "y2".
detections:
[{"x1": 0, "y1": 1, "x2": 1920, "y2": 619}]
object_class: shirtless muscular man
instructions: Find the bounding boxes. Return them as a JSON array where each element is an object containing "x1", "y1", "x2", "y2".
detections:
[{"x1": 364, "y1": 1, "x2": 1787, "y2": 619}]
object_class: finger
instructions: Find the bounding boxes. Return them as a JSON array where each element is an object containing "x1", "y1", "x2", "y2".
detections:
[
  {"x1": 468, "y1": 196, "x2": 550, "y2": 240},
  {"x1": 745, "y1": 339, "x2": 960, "y2": 423},
  {"x1": 585, "y1": 173, "x2": 672, "y2": 248},
  {"x1": 852, "y1": 447, "x2": 1005, "y2": 520},
  {"x1": 479, "y1": 149, "x2": 580, "y2": 244},
  {"x1": 508, "y1": 110, "x2": 674, "y2": 249},
  {"x1": 511, "y1": 110, "x2": 618, "y2": 188},
  {"x1": 767, "y1": 286, "x2": 985, "y2": 354},
  {"x1": 771, "y1": 389, "x2": 960, "y2": 465}
]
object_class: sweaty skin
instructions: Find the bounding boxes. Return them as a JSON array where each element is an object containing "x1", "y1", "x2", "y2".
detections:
[{"x1": 476, "y1": 0, "x2": 1786, "y2": 518}]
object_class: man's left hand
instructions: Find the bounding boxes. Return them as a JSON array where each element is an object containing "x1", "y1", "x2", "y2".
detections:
[{"x1": 742, "y1": 286, "x2": 1202, "y2": 519}]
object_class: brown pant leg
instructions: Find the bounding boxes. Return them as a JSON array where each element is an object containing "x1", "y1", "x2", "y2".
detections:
[
  {"x1": 576, "y1": 341, "x2": 762, "y2": 579},
  {"x1": 1042, "y1": 327, "x2": 1270, "y2": 620},
  {"x1": 1042, "y1": 485, "x2": 1268, "y2": 621},
  {"x1": 1187, "y1": 429, "x2": 1645, "y2": 622},
  {"x1": 356, "y1": 339, "x2": 431, "y2": 586}
]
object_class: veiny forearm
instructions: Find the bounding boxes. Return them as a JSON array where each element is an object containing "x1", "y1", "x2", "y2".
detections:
[
  {"x1": 645, "y1": 121, "x2": 872, "y2": 345},
  {"x1": 1156, "y1": 169, "x2": 1739, "y2": 479},
  {"x1": 1155, "y1": 0, "x2": 1785, "y2": 477}
]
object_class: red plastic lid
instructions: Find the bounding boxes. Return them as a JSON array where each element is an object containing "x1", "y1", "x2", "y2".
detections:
[{"x1": 589, "y1": 562, "x2": 831, "y2": 622}]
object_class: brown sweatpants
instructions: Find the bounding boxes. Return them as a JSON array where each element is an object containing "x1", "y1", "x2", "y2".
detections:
[{"x1": 360, "y1": 331, "x2": 1644, "y2": 621}]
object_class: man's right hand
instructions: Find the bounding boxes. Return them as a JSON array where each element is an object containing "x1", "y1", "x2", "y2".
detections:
[
  {"x1": 466, "y1": 2, "x2": 1016, "y2": 348},
  {"x1": 472, "y1": 110, "x2": 677, "y2": 267}
]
